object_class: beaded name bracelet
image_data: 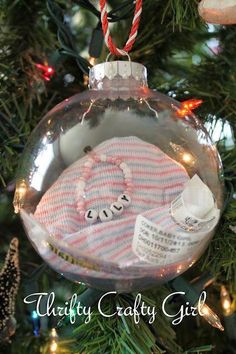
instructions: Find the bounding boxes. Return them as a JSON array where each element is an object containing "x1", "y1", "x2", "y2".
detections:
[{"x1": 76, "y1": 153, "x2": 133, "y2": 224}]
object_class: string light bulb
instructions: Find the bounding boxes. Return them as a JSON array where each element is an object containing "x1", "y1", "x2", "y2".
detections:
[
  {"x1": 198, "y1": 302, "x2": 224, "y2": 331},
  {"x1": 176, "y1": 99, "x2": 203, "y2": 118},
  {"x1": 221, "y1": 285, "x2": 233, "y2": 316},
  {"x1": 51, "y1": 328, "x2": 58, "y2": 338},
  {"x1": 31, "y1": 310, "x2": 40, "y2": 336},
  {"x1": 32, "y1": 310, "x2": 38, "y2": 320},
  {"x1": 182, "y1": 152, "x2": 194, "y2": 164},
  {"x1": 49, "y1": 328, "x2": 59, "y2": 354},
  {"x1": 35, "y1": 63, "x2": 55, "y2": 81},
  {"x1": 13, "y1": 179, "x2": 28, "y2": 213},
  {"x1": 50, "y1": 340, "x2": 58, "y2": 353},
  {"x1": 89, "y1": 57, "x2": 96, "y2": 66}
]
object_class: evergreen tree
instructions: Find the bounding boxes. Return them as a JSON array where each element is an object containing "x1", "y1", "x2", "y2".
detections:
[{"x1": 0, "y1": 1, "x2": 235, "y2": 353}]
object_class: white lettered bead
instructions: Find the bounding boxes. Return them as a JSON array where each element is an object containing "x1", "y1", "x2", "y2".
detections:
[
  {"x1": 99, "y1": 208, "x2": 113, "y2": 222},
  {"x1": 118, "y1": 194, "x2": 131, "y2": 207},
  {"x1": 85, "y1": 209, "x2": 98, "y2": 224},
  {"x1": 110, "y1": 202, "x2": 124, "y2": 215}
]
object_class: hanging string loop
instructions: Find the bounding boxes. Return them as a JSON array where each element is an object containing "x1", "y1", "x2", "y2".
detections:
[{"x1": 99, "y1": 0, "x2": 143, "y2": 56}]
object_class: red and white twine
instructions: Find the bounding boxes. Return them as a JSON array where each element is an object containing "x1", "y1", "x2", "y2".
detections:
[{"x1": 99, "y1": 0, "x2": 143, "y2": 56}]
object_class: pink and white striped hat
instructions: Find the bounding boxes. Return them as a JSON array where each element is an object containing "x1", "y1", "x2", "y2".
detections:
[{"x1": 33, "y1": 136, "x2": 190, "y2": 275}]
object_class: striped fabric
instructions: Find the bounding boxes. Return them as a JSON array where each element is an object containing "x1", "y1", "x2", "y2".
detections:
[{"x1": 32, "y1": 136, "x2": 190, "y2": 278}]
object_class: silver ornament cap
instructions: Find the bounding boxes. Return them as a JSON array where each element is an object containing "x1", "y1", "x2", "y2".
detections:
[{"x1": 89, "y1": 61, "x2": 148, "y2": 90}]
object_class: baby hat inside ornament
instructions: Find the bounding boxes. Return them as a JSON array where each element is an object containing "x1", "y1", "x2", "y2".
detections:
[{"x1": 14, "y1": 60, "x2": 224, "y2": 292}]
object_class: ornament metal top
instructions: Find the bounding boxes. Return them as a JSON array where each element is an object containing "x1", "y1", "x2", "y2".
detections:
[
  {"x1": 89, "y1": 60, "x2": 147, "y2": 90},
  {"x1": 14, "y1": 60, "x2": 223, "y2": 292}
]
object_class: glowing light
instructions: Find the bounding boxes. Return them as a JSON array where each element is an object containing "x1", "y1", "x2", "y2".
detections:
[
  {"x1": 176, "y1": 264, "x2": 183, "y2": 274},
  {"x1": 198, "y1": 303, "x2": 224, "y2": 331},
  {"x1": 32, "y1": 310, "x2": 38, "y2": 320},
  {"x1": 89, "y1": 57, "x2": 96, "y2": 66},
  {"x1": 189, "y1": 261, "x2": 195, "y2": 268},
  {"x1": 176, "y1": 99, "x2": 203, "y2": 118},
  {"x1": 13, "y1": 179, "x2": 28, "y2": 213},
  {"x1": 49, "y1": 328, "x2": 59, "y2": 353},
  {"x1": 170, "y1": 143, "x2": 196, "y2": 166},
  {"x1": 182, "y1": 153, "x2": 193, "y2": 163},
  {"x1": 221, "y1": 285, "x2": 233, "y2": 316},
  {"x1": 51, "y1": 328, "x2": 58, "y2": 338},
  {"x1": 17, "y1": 181, "x2": 27, "y2": 197},
  {"x1": 50, "y1": 340, "x2": 58, "y2": 353},
  {"x1": 223, "y1": 299, "x2": 231, "y2": 312},
  {"x1": 35, "y1": 63, "x2": 55, "y2": 81},
  {"x1": 31, "y1": 310, "x2": 40, "y2": 336}
]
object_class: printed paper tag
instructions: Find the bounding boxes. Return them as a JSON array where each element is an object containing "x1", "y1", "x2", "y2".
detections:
[
  {"x1": 170, "y1": 175, "x2": 220, "y2": 232},
  {"x1": 132, "y1": 215, "x2": 210, "y2": 265}
]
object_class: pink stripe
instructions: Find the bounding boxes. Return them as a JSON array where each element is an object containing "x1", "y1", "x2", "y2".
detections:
[
  {"x1": 68, "y1": 208, "x2": 169, "y2": 249},
  {"x1": 39, "y1": 188, "x2": 178, "y2": 215},
  {"x1": 35, "y1": 190, "x2": 171, "y2": 218},
  {"x1": 47, "y1": 171, "x2": 186, "y2": 199},
  {"x1": 68, "y1": 215, "x2": 136, "y2": 245},
  {"x1": 86, "y1": 181, "x2": 184, "y2": 192},
  {"x1": 86, "y1": 229, "x2": 131, "y2": 254},
  {"x1": 137, "y1": 167, "x2": 186, "y2": 177},
  {"x1": 36, "y1": 203, "x2": 79, "y2": 215},
  {"x1": 37, "y1": 208, "x2": 175, "y2": 257},
  {"x1": 58, "y1": 166, "x2": 187, "y2": 180},
  {"x1": 36, "y1": 203, "x2": 77, "y2": 211},
  {"x1": 48, "y1": 206, "x2": 168, "y2": 246},
  {"x1": 43, "y1": 212, "x2": 174, "y2": 274},
  {"x1": 37, "y1": 208, "x2": 136, "y2": 226},
  {"x1": 62, "y1": 155, "x2": 174, "y2": 178},
  {"x1": 111, "y1": 243, "x2": 132, "y2": 260},
  {"x1": 85, "y1": 194, "x2": 164, "y2": 208},
  {"x1": 43, "y1": 190, "x2": 76, "y2": 199},
  {"x1": 50, "y1": 224, "x2": 77, "y2": 234},
  {"x1": 95, "y1": 140, "x2": 166, "y2": 153},
  {"x1": 53, "y1": 241, "x2": 131, "y2": 275}
]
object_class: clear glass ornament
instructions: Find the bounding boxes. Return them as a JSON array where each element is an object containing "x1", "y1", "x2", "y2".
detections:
[{"x1": 14, "y1": 61, "x2": 224, "y2": 292}]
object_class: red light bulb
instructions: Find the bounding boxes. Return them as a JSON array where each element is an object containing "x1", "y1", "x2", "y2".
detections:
[
  {"x1": 176, "y1": 99, "x2": 203, "y2": 118},
  {"x1": 35, "y1": 63, "x2": 55, "y2": 81}
]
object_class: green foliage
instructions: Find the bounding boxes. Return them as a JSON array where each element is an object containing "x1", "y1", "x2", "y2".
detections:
[
  {"x1": 62, "y1": 289, "x2": 182, "y2": 354},
  {"x1": 0, "y1": 1, "x2": 56, "y2": 185},
  {"x1": 202, "y1": 198, "x2": 236, "y2": 282},
  {"x1": 0, "y1": 0, "x2": 236, "y2": 353}
]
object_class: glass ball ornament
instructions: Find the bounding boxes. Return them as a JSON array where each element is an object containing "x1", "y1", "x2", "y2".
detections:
[{"x1": 14, "y1": 61, "x2": 224, "y2": 292}]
